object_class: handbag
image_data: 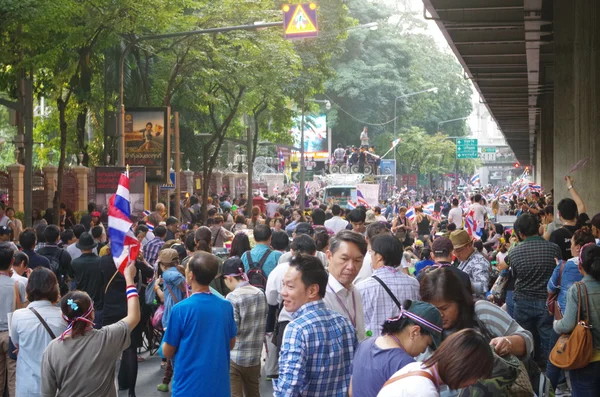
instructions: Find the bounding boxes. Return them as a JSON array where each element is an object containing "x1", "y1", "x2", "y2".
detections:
[
  {"x1": 549, "y1": 282, "x2": 593, "y2": 370},
  {"x1": 491, "y1": 272, "x2": 509, "y2": 303},
  {"x1": 546, "y1": 260, "x2": 566, "y2": 319},
  {"x1": 152, "y1": 305, "x2": 165, "y2": 329},
  {"x1": 145, "y1": 278, "x2": 157, "y2": 305}
]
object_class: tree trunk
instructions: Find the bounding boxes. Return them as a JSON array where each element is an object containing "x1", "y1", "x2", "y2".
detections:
[{"x1": 54, "y1": 97, "x2": 68, "y2": 225}]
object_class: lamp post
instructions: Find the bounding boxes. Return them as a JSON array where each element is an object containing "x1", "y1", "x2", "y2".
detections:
[
  {"x1": 392, "y1": 87, "x2": 438, "y2": 188},
  {"x1": 437, "y1": 117, "x2": 470, "y2": 187}
]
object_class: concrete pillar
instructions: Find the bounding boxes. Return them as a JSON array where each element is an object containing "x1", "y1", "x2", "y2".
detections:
[
  {"x1": 183, "y1": 170, "x2": 194, "y2": 195},
  {"x1": 72, "y1": 166, "x2": 88, "y2": 212},
  {"x1": 7, "y1": 163, "x2": 24, "y2": 212},
  {"x1": 228, "y1": 175, "x2": 236, "y2": 198},
  {"x1": 42, "y1": 164, "x2": 58, "y2": 209},
  {"x1": 214, "y1": 172, "x2": 223, "y2": 195},
  {"x1": 554, "y1": 0, "x2": 600, "y2": 216},
  {"x1": 539, "y1": 94, "x2": 554, "y2": 191}
]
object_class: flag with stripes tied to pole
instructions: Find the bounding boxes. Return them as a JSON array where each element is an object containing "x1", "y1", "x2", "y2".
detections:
[{"x1": 108, "y1": 171, "x2": 141, "y2": 274}]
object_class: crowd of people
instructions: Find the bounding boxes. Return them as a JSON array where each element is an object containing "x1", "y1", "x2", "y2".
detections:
[{"x1": 0, "y1": 174, "x2": 599, "y2": 397}]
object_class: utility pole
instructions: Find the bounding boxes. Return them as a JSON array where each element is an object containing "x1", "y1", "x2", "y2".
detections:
[{"x1": 298, "y1": 99, "x2": 305, "y2": 211}]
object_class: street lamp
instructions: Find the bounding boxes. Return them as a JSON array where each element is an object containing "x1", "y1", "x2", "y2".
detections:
[
  {"x1": 186, "y1": 159, "x2": 191, "y2": 171},
  {"x1": 106, "y1": 153, "x2": 111, "y2": 166},
  {"x1": 78, "y1": 151, "x2": 84, "y2": 166}
]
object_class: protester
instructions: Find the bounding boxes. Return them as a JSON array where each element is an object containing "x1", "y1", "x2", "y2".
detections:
[
  {"x1": 417, "y1": 237, "x2": 472, "y2": 292},
  {"x1": 71, "y1": 232, "x2": 104, "y2": 329},
  {"x1": 41, "y1": 265, "x2": 140, "y2": 397},
  {"x1": 19, "y1": 230, "x2": 50, "y2": 270},
  {"x1": 229, "y1": 232, "x2": 251, "y2": 258},
  {"x1": 509, "y1": 213, "x2": 561, "y2": 368},
  {"x1": 324, "y1": 204, "x2": 349, "y2": 233},
  {"x1": 377, "y1": 328, "x2": 494, "y2": 397},
  {"x1": 553, "y1": 243, "x2": 600, "y2": 396},
  {"x1": 161, "y1": 252, "x2": 237, "y2": 397},
  {"x1": 323, "y1": 230, "x2": 367, "y2": 340},
  {"x1": 11, "y1": 251, "x2": 29, "y2": 288},
  {"x1": 357, "y1": 234, "x2": 420, "y2": 337},
  {"x1": 275, "y1": 254, "x2": 357, "y2": 396},
  {"x1": 222, "y1": 257, "x2": 267, "y2": 397},
  {"x1": 38, "y1": 225, "x2": 73, "y2": 296},
  {"x1": 449, "y1": 229, "x2": 490, "y2": 297},
  {"x1": 241, "y1": 224, "x2": 282, "y2": 278},
  {"x1": 144, "y1": 225, "x2": 167, "y2": 268},
  {"x1": 10, "y1": 268, "x2": 66, "y2": 397},
  {"x1": 0, "y1": 246, "x2": 27, "y2": 396},
  {"x1": 550, "y1": 198, "x2": 583, "y2": 260},
  {"x1": 211, "y1": 216, "x2": 234, "y2": 248},
  {"x1": 351, "y1": 300, "x2": 443, "y2": 397}
]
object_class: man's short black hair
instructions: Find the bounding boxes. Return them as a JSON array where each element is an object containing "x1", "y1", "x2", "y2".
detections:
[
  {"x1": 91, "y1": 226, "x2": 104, "y2": 239},
  {"x1": 474, "y1": 194, "x2": 482, "y2": 202},
  {"x1": 515, "y1": 213, "x2": 539, "y2": 237},
  {"x1": 0, "y1": 246, "x2": 14, "y2": 270},
  {"x1": 154, "y1": 225, "x2": 167, "y2": 238},
  {"x1": 72, "y1": 224, "x2": 86, "y2": 239},
  {"x1": 136, "y1": 224, "x2": 149, "y2": 233},
  {"x1": 289, "y1": 254, "x2": 328, "y2": 298},
  {"x1": 187, "y1": 251, "x2": 219, "y2": 285},
  {"x1": 366, "y1": 222, "x2": 390, "y2": 241},
  {"x1": 60, "y1": 230, "x2": 74, "y2": 244},
  {"x1": 347, "y1": 209, "x2": 366, "y2": 223},
  {"x1": 44, "y1": 225, "x2": 60, "y2": 244},
  {"x1": 19, "y1": 230, "x2": 37, "y2": 250},
  {"x1": 331, "y1": 205, "x2": 342, "y2": 216},
  {"x1": 290, "y1": 234, "x2": 317, "y2": 255},
  {"x1": 253, "y1": 224, "x2": 272, "y2": 243},
  {"x1": 452, "y1": 198, "x2": 459, "y2": 206},
  {"x1": 311, "y1": 208, "x2": 326, "y2": 226},
  {"x1": 207, "y1": 208, "x2": 217, "y2": 217},
  {"x1": 329, "y1": 230, "x2": 368, "y2": 256},
  {"x1": 36, "y1": 224, "x2": 47, "y2": 243},
  {"x1": 271, "y1": 231, "x2": 290, "y2": 251},
  {"x1": 87, "y1": 202, "x2": 96, "y2": 213},
  {"x1": 14, "y1": 251, "x2": 28, "y2": 267},
  {"x1": 557, "y1": 198, "x2": 578, "y2": 221}
]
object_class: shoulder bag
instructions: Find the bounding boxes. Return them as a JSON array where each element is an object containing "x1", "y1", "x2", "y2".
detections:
[
  {"x1": 29, "y1": 307, "x2": 57, "y2": 339},
  {"x1": 383, "y1": 370, "x2": 436, "y2": 388},
  {"x1": 546, "y1": 260, "x2": 566, "y2": 319},
  {"x1": 549, "y1": 282, "x2": 593, "y2": 370}
]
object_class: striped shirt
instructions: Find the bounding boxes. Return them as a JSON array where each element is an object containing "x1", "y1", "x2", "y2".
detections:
[
  {"x1": 275, "y1": 300, "x2": 357, "y2": 397},
  {"x1": 143, "y1": 237, "x2": 164, "y2": 268},
  {"x1": 226, "y1": 283, "x2": 267, "y2": 367},
  {"x1": 356, "y1": 266, "x2": 420, "y2": 337}
]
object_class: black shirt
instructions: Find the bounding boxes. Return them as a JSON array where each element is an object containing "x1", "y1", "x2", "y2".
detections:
[
  {"x1": 23, "y1": 249, "x2": 51, "y2": 270},
  {"x1": 549, "y1": 225, "x2": 580, "y2": 260},
  {"x1": 80, "y1": 213, "x2": 93, "y2": 231},
  {"x1": 72, "y1": 253, "x2": 105, "y2": 310}
]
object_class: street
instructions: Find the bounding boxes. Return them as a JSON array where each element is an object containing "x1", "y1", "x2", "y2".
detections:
[{"x1": 119, "y1": 350, "x2": 275, "y2": 397}]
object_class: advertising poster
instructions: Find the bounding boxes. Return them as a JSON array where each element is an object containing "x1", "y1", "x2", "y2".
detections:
[
  {"x1": 124, "y1": 108, "x2": 169, "y2": 183},
  {"x1": 290, "y1": 114, "x2": 328, "y2": 157},
  {"x1": 95, "y1": 167, "x2": 146, "y2": 218}
]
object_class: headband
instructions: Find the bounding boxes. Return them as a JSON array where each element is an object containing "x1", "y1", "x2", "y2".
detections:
[
  {"x1": 579, "y1": 242, "x2": 596, "y2": 265},
  {"x1": 59, "y1": 304, "x2": 95, "y2": 341},
  {"x1": 224, "y1": 266, "x2": 249, "y2": 282},
  {"x1": 387, "y1": 307, "x2": 443, "y2": 334}
]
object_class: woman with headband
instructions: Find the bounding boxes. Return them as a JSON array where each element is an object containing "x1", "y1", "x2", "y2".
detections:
[
  {"x1": 350, "y1": 300, "x2": 443, "y2": 397},
  {"x1": 554, "y1": 243, "x2": 600, "y2": 396},
  {"x1": 377, "y1": 328, "x2": 494, "y2": 397},
  {"x1": 40, "y1": 264, "x2": 140, "y2": 397}
]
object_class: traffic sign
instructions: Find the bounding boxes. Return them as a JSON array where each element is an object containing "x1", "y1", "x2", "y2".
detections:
[
  {"x1": 292, "y1": 170, "x2": 313, "y2": 182},
  {"x1": 481, "y1": 147, "x2": 496, "y2": 153},
  {"x1": 283, "y1": 3, "x2": 318, "y2": 40},
  {"x1": 456, "y1": 138, "x2": 478, "y2": 159}
]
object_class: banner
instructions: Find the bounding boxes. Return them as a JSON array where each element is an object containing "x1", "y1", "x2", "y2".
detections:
[
  {"x1": 124, "y1": 107, "x2": 169, "y2": 183},
  {"x1": 290, "y1": 114, "x2": 328, "y2": 157},
  {"x1": 356, "y1": 183, "x2": 380, "y2": 207},
  {"x1": 95, "y1": 167, "x2": 146, "y2": 217}
]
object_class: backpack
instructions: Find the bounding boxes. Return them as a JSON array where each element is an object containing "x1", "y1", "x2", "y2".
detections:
[
  {"x1": 42, "y1": 249, "x2": 68, "y2": 295},
  {"x1": 244, "y1": 249, "x2": 271, "y2": 290}
]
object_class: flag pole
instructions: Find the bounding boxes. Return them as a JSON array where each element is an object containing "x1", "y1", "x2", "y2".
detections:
[{"x1": 126, "y1": 164, "x2": 130, "y2": 178}]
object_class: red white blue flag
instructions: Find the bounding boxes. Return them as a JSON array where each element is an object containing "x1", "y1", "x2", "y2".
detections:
[
  {"x1": 108, "y1": 173, "x2": 140, "y2": 273},
  {"x1": 356, "y1": 189, "x2": 370, "y2": 208}
]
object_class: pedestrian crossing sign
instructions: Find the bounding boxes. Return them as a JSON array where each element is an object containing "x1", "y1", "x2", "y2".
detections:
[{"x1": 283, "y1": 3, "x2": 318, "y2": 39}]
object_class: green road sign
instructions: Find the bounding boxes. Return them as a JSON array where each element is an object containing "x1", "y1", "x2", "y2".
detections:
[
  {"x1": 481, "y1": 147, "x2": 497, "y2": 153},
  {"x1": 456, "y1": 138, "x2": 478, "y2": 159},
  {"x1": 292, "y1": 171, "x2": 313, "y2": 182}
]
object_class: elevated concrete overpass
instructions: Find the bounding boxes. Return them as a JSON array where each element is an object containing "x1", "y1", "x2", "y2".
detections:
[{"x1": 423, "y1": 0, "x2": 599, "y2": 215}]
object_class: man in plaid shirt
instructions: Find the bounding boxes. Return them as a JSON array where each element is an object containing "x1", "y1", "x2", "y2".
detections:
[
  {"x1": 275, "y1": 255, "x2": 357, "y2": 397},
  {"x1": 143, "y1": 225, "x2": 166, "y2": 269},
  {"x1": 222, "y1": 257, "x2": 267, "y2": 397}
]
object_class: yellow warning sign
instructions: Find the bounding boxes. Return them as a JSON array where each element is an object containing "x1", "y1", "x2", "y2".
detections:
[{"x1": 284, "y1": 4, "x2": 318, "y2": 39}]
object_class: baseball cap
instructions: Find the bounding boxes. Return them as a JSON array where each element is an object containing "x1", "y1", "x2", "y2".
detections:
[
  {"x1": 91, "y1": 211, "x2": 101, "y2": 217},
  {"x1": 157, "y1": 248, "x2": 179, "y2": 265},
  {"x1": 384, "y1": 300, "x2": 443, "y2": 350},
  {"x1": 222, "y1": 257, "x2": 246, "y2": 277},
  {"x1": 294, "y1": 222, "x2": 314, "y2": 236},
  {"x1": 591, "y1": 212, "x2": 600, "y2": 230},
  {"x1": 449, "y1": 229, "x2": 472, "y2": 249},
  {"x1": 0, "y1": 226, "x2": 10, "y2": 236},
  {"x1": 432, "y1": 237, "x2": 454, "y2": 257}
]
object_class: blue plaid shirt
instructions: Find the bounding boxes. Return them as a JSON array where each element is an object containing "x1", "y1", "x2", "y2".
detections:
[
  {"x1": 143, "y1": 237, "x2": 164, "y2": 268},
  {"x1": 275, "y1": 300, "x2": 357, "y2": 397}
]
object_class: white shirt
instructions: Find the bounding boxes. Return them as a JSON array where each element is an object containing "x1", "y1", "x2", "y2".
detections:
[
  {"x1": 142, "y1": 231, "x2": 155, "y2": 247},
  {"x1": 265, "y1": 262, "x2": 293, "y2": 323},
  {"x1": 265, "y1": 202, "x2": 279, "y2": 218},
  {"x1": 360, "y1": 131, "x2": 369, "y2": 145},
  {"x1": 0, "y1": 215, "x2": 12, "y2": 227},
  {"x1": 377, "y1": 362, "x2": 439, "y2": 397},
  {"x1": 324, "y1": 216, "x2": 349, "y2": 234},
  {"x1": 471, "y1": 203, "x2": 486, "y2": 230},
  {"x1": 278, "y1": 251, "x2": 328, "y2": 269},
  {"x1": 353, "y1": 254, "x2": 372, "y2": 285},
  {"x1": 323, "y1": 274, "x2": 366, "y2": 340},
  {"x1": 11, "y1": 300, "x2": 67, "y2": 397},
  {"x1": 12, "y1": 272, "x2": 28, "y2": 288},
  {"x1": 376, "y1": 215, "x2": 387, "y2": 222},
  {"x1": 65, "y1": 242, "x2": 97, "y2": 261},
  {"x1": 448, "y1": 207, "x2": 463, "y2": 229}
]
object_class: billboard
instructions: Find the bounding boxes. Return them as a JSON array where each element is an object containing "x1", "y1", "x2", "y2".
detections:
[
  {"x1": 291, "y1": 114, "x2": 328, "y2": 157},
  {"x1": 95, "y1": 167, "x2": 146, "y2": 218},
  {"x1": 124, "y1": 107, "x2": 169, "y2": 183}
]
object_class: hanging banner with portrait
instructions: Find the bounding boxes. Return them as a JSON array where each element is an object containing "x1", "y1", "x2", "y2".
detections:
[{"x1": 124, "y1": 107, "x2": 170, "y2": 183}]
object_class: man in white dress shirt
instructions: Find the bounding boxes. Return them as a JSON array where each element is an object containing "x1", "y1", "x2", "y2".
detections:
[
  {"x1": 324, "y1": 205, "x2": 349, "y2": 234},
  {"x1": 323, "y1": 230, "x2": 367, "y2": 340}
]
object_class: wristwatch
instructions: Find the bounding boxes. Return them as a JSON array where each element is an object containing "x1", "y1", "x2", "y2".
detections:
[{"x1": 568, "y1": 185, "x2": 573, "y2": 190}]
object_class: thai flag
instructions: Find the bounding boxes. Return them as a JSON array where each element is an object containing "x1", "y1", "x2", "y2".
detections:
[
  {"x1": 424, "y1": 202, "x2": 435, "y2": 215},
  {"x1": 357, "y1": 189, "x2": 370, "y2": 208},
  {"x1": 405, "y1": 207, "x2": 415, "y2": 222},
  {"x1": 108, "y1": 173, "x2": 141, "y2": 274},
  {"x1": 279, "y1": 150, "x2": 285, "y2": 170},
  {"x1": 494, "y1": 186, "x2": 500, "y2": 196},
  {"x1": 347, "y1": 200, "x2": 356, "y2": 210},
  {"x1": 528, "y1": 182, "x2": 541, "y2": 191},
  {"x1": 470, "y1": 173, "x2": 480, "y2": 185},
  {"x1": 142, "y1": 209, "x2": 151, "y2": 218},
  {"x1": 304, "y1": 182, "x2": 310, "y2": 196},
  {"x1": 392, "y1": 138, "x2": 401, "y2": 148},
  {"x1": 273, "y1": 184, "x2": 279, "y2": 195},
  {"x1": 146, "y1": 223, "x2": 155, "y2": 232},
  {"x1": 520, "y1": 184, "x2": 529, "y2": 194}
]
